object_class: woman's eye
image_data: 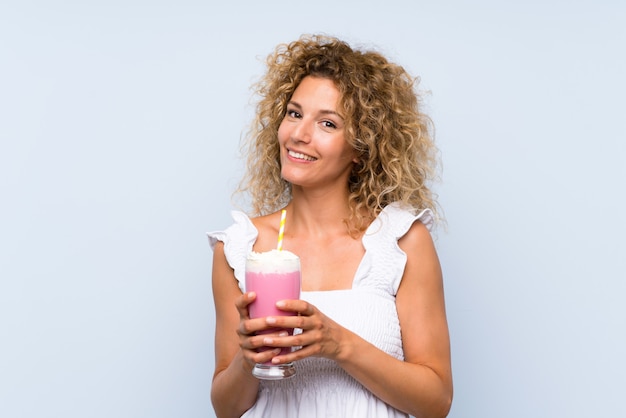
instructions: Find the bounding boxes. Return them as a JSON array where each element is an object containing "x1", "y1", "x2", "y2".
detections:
[
  {"x1": 287, "y1": 110, "x2": 301, "y2": 118},
  {"x1": 322, "y1": 120, "x2": 337, "y2": 129}
]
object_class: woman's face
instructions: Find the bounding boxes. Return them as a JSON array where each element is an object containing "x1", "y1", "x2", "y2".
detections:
[{"x1": 277, "y1": 76, "x2": 357, "y2": 190}]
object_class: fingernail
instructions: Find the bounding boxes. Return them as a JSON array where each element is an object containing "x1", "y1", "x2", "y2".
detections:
[
  {"x1": 278, "y1": 331, "x2": 288, "y2": 337},
  {"x1": 263, "y1": 337, "x2": 273, "y2": 344},
  {"x1": 276, "y1": 301, "x2": 286, "y2": 308},
  {"x1": 266, "y1": 317, "x2": 276, "y2": 324}
]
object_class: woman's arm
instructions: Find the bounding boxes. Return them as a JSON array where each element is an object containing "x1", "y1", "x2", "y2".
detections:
[
  {"x1": 210, "y1": 241, "x2": 259, "y2": 418},
  {"x1": 269, "y1": 220, "x2": 452, "y2": 417},
  {"x1": 342, "y1": 220, "x2": 453, "y2": 417}
]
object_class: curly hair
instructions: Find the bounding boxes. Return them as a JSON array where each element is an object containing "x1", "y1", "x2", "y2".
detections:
[{"x1": 236, "y1": 34, "x2": 441, "y2": 233}]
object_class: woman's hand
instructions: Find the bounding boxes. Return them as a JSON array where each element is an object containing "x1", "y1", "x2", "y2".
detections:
[
  {"x1": 234, "y1": 292, "x2": 292, "y2": 367},
  {"x1": 254, "y1": 299, "x2": 350, "y2": 365}
]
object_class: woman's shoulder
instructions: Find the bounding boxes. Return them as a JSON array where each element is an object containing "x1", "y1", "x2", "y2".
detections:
[
  {"x1": 367, "y1": 202, "x2": 434, "y2": 238},
  {"x1": 206, "y1": 210, "x2": 259, "y2": 289},
  {"x1": 248, "y1": 211, "x2": 277, "y2": 230},
  {"x1": 207, "y1": 210, "x2": 257, "y2": 249},
  {"x1": 352, "y1": 203, "x2": 434, "y2": 293},
  {"x1": 247, "y1": 210, "x2": 284, "y2": 252}
]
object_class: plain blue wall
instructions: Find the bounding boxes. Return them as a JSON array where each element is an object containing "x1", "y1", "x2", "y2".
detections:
[{"x1": 1, "y1": 1, "x2": 624, "y2": 417}]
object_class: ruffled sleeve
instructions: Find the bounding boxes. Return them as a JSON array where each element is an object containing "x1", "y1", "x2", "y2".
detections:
[
  {"x1": 354, "y1": 202, "x2": 434, "y2": 295},
  {"x1": 207, "y1": 211, "x2": 258, "y2": 293}
]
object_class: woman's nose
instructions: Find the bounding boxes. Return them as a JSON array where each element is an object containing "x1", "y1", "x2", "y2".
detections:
[{"x1": 291, "y1": 119, "x2": 312, "y2": 143}]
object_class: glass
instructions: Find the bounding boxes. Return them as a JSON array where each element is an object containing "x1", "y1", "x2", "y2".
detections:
[{"x1": 245, "y1": 250, "x2": 301, "y2": 380}]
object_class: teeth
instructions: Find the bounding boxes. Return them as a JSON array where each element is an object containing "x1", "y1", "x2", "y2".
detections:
[{"x1": 288, "y1": 150, "x2": 316, "y2": 161}]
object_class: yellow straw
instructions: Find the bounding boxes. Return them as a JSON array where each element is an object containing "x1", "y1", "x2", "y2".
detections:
[{"x1": 276, "y1": 209, "x2": 286, "y2": 251}]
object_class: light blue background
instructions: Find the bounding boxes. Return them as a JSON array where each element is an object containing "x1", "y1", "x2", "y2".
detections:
[{"x1": 1, "y1": 1, "x2": 624, "y2": 417}]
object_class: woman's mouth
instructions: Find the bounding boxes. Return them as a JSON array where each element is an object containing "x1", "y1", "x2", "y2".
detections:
[{"x1": 288, "y1": 149, "x2": 317, "y2": 161}]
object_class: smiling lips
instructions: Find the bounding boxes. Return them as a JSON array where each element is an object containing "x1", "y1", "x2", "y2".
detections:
[{"x1": 288, "y1": 149, "x2": 317, "y2": 161}]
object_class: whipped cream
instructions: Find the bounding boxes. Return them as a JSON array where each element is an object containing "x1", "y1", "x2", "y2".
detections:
[{"x1": 246, "y1": 249, "x2": 300, "y2": 273}]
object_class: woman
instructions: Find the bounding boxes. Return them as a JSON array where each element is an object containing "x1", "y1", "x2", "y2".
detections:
[{"x1": 208, "y1": 34, "x2": 452, "y2": 418}]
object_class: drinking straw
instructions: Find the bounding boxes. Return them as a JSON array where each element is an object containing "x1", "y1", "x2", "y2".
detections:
[{"x1": 276, "y1": 209, "x2": 286, "y2": 251}]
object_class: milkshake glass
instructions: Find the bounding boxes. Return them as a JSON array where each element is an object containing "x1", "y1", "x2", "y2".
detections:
[{"x1": 245, "y1": 249, "x2": 301, "y2": 380}]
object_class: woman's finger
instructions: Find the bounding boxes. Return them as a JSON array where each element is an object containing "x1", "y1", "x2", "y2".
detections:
[
  {"x1": 276, "y1": 299, "x2": 316, "y2": 316},
  {"x1": 235, "y1": 291, "x2": 256, "y2": 316}
]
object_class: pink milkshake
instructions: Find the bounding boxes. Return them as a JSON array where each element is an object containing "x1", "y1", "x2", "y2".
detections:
[{"x1": 245, "y1": 249, "x2": 301, "y2": 380}]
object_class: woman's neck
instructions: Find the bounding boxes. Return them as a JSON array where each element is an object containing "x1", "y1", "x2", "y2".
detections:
[{"x1": 286, "y1": 187, "x2": 353, "y2": 238}]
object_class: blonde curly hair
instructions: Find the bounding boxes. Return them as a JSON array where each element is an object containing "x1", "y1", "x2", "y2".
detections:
[{"x1": 236, "y1": 34, "x2": 441, "y2": 233}]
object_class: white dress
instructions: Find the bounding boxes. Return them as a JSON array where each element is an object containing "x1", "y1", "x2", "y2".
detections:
[{"x1": 207, "y1": 203, "x2": 433, "y2": 418}]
